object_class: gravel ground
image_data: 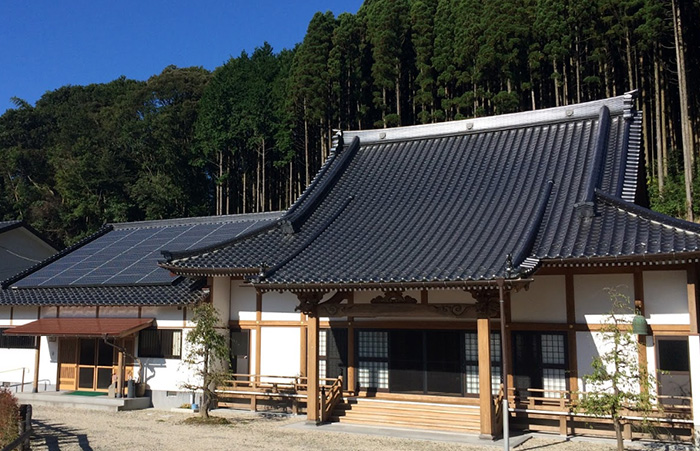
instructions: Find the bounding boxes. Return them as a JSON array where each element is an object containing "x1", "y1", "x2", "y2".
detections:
[{"x1": 28, "y1": 405, "x2": 689, "y2": 451}]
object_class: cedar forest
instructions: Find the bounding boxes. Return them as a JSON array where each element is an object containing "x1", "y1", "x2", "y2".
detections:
[{"x1": 1, "y1": 0, "x2": 699, "y2": 247}]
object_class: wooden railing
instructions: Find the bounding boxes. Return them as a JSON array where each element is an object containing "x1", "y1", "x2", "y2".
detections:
[
  {"x1": 507, "y1": 387, "x2": 693, "y2": 439},
  {"x1": 1, "y1": 404, "x2": 32, "y2": 451},
  {"x1": 215, "y1": 374, "x2": 341, "y2": 415},
  {"x1": 320, "y1": 376, "x2": 344, "y2": 422}
]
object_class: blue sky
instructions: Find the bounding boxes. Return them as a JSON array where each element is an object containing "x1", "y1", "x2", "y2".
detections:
[{"x1": 0, "y1": 1, "x2": 364, "y2": 114}]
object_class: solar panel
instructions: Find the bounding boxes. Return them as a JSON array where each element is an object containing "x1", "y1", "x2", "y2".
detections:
[{"x1": 13, "y1": 214, "x2": 279, "y2": 288}]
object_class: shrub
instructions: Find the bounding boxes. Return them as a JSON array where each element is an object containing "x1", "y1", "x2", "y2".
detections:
[{"x1": 0, "y1": 389, "x2": 20, "y2": 447}]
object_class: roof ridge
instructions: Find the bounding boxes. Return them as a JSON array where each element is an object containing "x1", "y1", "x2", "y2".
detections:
[
  {"x1": 595, "y1": 190, "x2": 700, "y2": 234},
  {"x1": 345, "y1": 92, "x2": 637, "y2": 145},
  {"x1": 280, "y1": 135, "x2": 360, "y2": 234},
  {"x1": 512, "y1": 180, "x2": 554, "y2": 274},
  {"x1": 258, "y1": 196, "x2": 354, "y2": 283},
  {"x1": 111, "y1": 211, "x2": 281, "y2": 230},
  {"x1": 2, "y1": 225, "x2": 114, "y2": 289},
  {"x1": 618, "y1": 110, "x2": 643, "y2": 202}
]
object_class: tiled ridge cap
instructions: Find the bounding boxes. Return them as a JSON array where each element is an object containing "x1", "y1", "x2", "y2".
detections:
[
  {"x1": 2, "y1": 225, "x2": 114, "y2": 289},
  {"x1": 259, "y1": 195, "x2": 355, "y2": 282},
  {"x1": 511, "y1": 180, "x2": 554, "y2": 274},
  {"x1": 619, "y1": 110, "x2": 643, "y2": 202},
  {"x1": 345, "y1": 92, "x2": 637, "y2": 145},
  {"x1": 111, "y1": 211, "x2": 281, "y2": 230},
  {"x1": 595, "y1": 189, "x2": 700, "y2": 235},
  {"x1": 280, "y1": 136, "x2": 360, "y2": 234}
]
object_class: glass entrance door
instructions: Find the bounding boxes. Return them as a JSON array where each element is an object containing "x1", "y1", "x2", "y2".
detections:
[{"x1": 77, "y1": 338, "x2": 117, "y2": 391}]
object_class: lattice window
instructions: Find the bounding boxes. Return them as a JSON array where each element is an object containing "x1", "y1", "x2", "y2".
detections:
[
  {"x1": 543, "y1": 368, "x2": 567, "y2": 397},
  {"x1": 358, "y1": 361, "x2": 389, "y2": 389},
  {"x1": 541, "y1": 334, "x2": 565, "y2": 365},
  {"x1": 358, "y1": 331, "x2": 388, "y2": 359},
  {"x1": 319, "y1": 359, "x2": 327, "y2": 380},
  {"x1": 319, "y1": 330, "x2": 327, "y2": 357},
  {"x1": 464, "y1": 331, "x2": 501, "y2": 395}
]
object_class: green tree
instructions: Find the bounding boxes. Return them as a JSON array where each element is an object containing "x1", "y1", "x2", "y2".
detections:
[
  {"x1": 182, "y1": 303, "x2": 229, "y2": 419},
  {"x1": 575, "y1": 289, "x2": 655, "y2": 451}
]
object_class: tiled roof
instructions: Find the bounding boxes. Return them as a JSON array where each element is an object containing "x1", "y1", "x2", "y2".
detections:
[
  {"x1": 0, "y1": 277, "x2": 207, "y2": 306},
  {"x1": 0, "y1": 212, "x2": 280, "y2": 306},
  {"x1": 161, "y1": 93, "x2": 700, "y2": 287}
]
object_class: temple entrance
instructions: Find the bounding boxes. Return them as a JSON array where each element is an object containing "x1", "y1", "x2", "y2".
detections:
[
  {"x1": 58, "y1": 337, "x2": 134, "y2": 391},
  {"x1": 389, "y1": 330, "x2": 462, "y2": 395}
]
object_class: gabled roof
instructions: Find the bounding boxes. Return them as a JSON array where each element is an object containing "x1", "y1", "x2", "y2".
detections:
[
  {"x1": 160, "y1": 93, "x2": 700, "y2": 289},
  {"x1": 0, "y1": 212, "x2": 280, "y2": 306},
  {"x1": 0, "y1": 220, "x2": 58, "y2": 284}
]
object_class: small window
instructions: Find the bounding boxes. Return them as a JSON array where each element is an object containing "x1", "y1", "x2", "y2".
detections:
[
  {"x1": 657, "y1": 339, "x2": 689, "y2": 372},
  {"x1": 138, "y1": 329, "x2": 182, "y2": 359},
  {"x1": 0, "y1": 329, "x2": 36, "y2": 349}
]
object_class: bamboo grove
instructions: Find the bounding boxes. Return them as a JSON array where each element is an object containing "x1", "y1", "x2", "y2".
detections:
[{"x1": 0, "y1": 0, "x2": 699, "y2": 246}]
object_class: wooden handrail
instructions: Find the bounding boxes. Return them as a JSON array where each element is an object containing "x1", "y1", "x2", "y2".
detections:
[{"x1": 320, "y1": 376, "x2": 343, "y2": 422}]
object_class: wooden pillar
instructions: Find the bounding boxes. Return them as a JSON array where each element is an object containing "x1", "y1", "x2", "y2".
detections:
[
  {"x1": 347, "y1": 292, "x2": 356, "y2": 394},
  {"x1": 474, "y1": 291, "x2": 497, "y2": 439},
  {"x1": 307, "y1": 313, "x2": 320, "y2": 423},
  {"x1": 297, "y1": 292, "x2": 325, "y2": 424},
  {"x1": 32, "y1": 338, "x2": 40, "y2": 393},
  {"x1": 117, "y1": 348, "x2": 124, "y2": 397}
]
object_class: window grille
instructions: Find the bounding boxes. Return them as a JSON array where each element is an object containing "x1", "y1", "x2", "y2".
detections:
[
  {"x1": 0, "y1": 329, "x2": 36, "y2": 349},
  {"x1": 138, "y1": 329, "x2": 182, "y2": 359}
]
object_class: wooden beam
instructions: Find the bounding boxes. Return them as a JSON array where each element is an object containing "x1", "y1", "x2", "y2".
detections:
[{"x1": 317, "y1": 303, "x2": 492, "y2": 319}]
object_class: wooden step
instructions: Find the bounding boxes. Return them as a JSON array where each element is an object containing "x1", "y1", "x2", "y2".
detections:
[
  {"x1": 333, "y1": 416, "x2": 481, "y2": 433},
  {"x1": 331, "y1": 398, "x2": 482, "y2": 433}
]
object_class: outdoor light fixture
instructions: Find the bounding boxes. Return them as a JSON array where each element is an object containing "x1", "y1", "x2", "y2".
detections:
[{"x1": 632, "y1": 312, "x2": 649, "y2": 335}]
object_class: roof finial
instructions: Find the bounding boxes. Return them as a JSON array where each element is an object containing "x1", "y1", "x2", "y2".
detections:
[{"x1": 505, "y1": 254, "x2": 514, "y2": 279}]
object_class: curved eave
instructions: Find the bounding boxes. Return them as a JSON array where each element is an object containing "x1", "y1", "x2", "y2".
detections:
[
  {"x1": 540, "y1": 251, "x2": 700, "y2": 269},
  {"x1": 251, "y1": 278, "x2": 533, "y2": 293}
]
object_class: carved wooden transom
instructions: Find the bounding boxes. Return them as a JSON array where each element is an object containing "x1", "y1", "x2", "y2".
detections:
[{"x1": 370, "y1": 291, "x2": 418, "y2": 304}]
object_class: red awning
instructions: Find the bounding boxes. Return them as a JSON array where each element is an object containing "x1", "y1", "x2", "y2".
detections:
[{"x1": 3, "y1": 318, "x2": 154, "y2": 338}]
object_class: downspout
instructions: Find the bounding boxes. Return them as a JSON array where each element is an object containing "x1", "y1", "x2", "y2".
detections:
[{"x1": 497, "y1": 277, "x2": 509, "y2": 450}]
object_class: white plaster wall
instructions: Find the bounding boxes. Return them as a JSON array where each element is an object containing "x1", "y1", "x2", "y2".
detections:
[
  {"x1": 98, "y1": 307, "x2": 139, "y2": 318},
  {"x1": 140, "y1": 329, "x2": 195, "y2": 392},
  {"x1": 39, "y1": 337, "x2": 58, "y2": 388},
  {"x1": 57, "y1": 307, "x2": 96, "y2": 318},
  {"x1": 210, "y1": 277, "x2": 231, "y2": 327},
  {"x1": 142, "y1": 306, "x2": 184, "y2": 328},
  {"x1": 40, "y1": 307, "x2": 58, "y2": 318},
  {"x1": 0, "y1": 306, "x2": 11, "y2": 325},
  {"x1": 511, "y1": 275, "x2": 566, "y2": 323},
  {"x1": 574, "y1": 274, "x2": 634, "y2": 324},
  {"x1": 230, "y1": 281, "x2": 257, "y2": 321},
  {"x1": 576, "y1": 330, "x2": 639, "y2": 393},
  {"x1": 0, "y1": 339, "x2": 56, "y2": 391},
  {"x1": 11, "y1": 307, "x2": 39, "y2": 325},
  {"x1": 261, "y1": 291, "x2": 301, "y2": 321},
  {"x1": 643, "y1": 270, "x2": 689, "y2": 325},
  {"x1": 0, "y1": 349, "x2": 36, "y2": 385},
  {"x1": 260, "y1": 326, "x2": 301, "y2": 379}
]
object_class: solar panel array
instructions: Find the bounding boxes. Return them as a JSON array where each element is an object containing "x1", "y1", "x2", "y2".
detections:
[{"x1": 13, "y1": 215, "x2": 278, "y2": 288}]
